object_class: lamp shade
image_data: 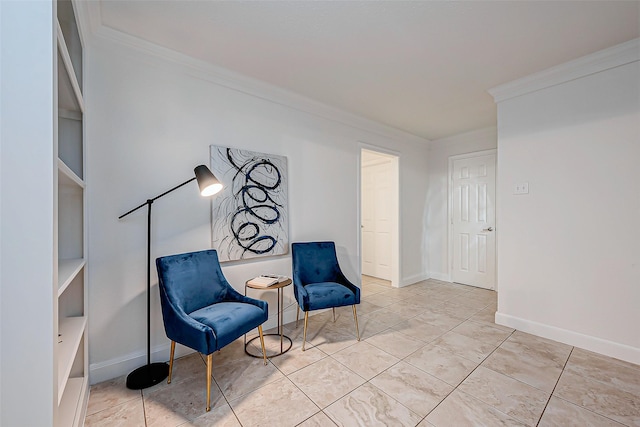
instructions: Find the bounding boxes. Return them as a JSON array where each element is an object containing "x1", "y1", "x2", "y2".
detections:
[{"x1": 194, "y1": 165, "x2": 223, "y2": 196}]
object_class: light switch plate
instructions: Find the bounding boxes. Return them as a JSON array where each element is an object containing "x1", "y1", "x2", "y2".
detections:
[{"x1": 514, "y1": 182, "x2": 529, "y2": 194}]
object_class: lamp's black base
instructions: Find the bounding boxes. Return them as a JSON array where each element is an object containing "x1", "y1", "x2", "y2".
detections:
[{"x1": 126, "y1": 362, "x2": 169, "y2": 390}]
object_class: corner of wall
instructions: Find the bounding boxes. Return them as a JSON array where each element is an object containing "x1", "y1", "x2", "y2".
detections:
[
  {"x1": 401, "y1": 272, "x2": 430, "y2": 287},
  {"x1": 492, "y1": 37, "x2": 640, "y2": 366},
  {"x1": 427, "y1": 272, "x2": 451, "y2": 283}
]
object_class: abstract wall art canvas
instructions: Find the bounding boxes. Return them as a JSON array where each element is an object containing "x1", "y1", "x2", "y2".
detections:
[{"x1": 210, "y1": 145, "x2": 289, "y2": 262}]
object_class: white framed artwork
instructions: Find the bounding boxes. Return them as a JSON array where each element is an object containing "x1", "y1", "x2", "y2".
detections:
[{"x1": 210, "y1": 145, "x2": 289, "y2": 262}]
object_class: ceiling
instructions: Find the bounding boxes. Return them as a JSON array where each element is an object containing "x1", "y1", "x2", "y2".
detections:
[{"x1": 96, "y1": 1, "x2": 639, "y2": 141}]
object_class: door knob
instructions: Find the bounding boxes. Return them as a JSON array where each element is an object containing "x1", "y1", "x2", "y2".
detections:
[{"x1": 483, "y1": 227, "x2": 494, "y2": 232}]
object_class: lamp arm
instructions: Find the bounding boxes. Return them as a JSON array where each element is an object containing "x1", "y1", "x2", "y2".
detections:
[{"x1": 118, "y1": 176, "x2": 197, "y2": 219}]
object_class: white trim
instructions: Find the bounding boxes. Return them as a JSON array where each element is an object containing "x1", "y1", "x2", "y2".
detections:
[
  {"x1": 428, "y1": 272, "x2": 451, "y2": 282},
  {"x1": 495, "y1": 312, "x2": 640, "y2": 366},
  {"x1": 429, "y1": 126, "x2": 497, "y2": 153},
  {"x1": 357, "y1": 143, "x2": 402, "y2": 288},
  {"x1": 447, "y1": 149, "x2": 497, "y2": 162},
  {"x1": 489, "y1": 38, "x2": 640, "y2": 103},
  {"x1": 56, "y1": 22, "x2": 84, "y2": 113},
  {"x1": 70, "y1": 0, "x2": 88, "y2": 50},
  {"x1": 448, "y1": 149, "x2": 497, "y2": 289},
  {"x1": 359, "y1": 144, "x2": 403, "y2": 159},
  {"x1": 84, "y1": 16, "x2": 429, "y2": 146},
  {"x1": 89, "y1": 309, "x2": 324, "y2": 383},
  {"x1": 89, "y1": 341, "x2": 176, "y2": 385},
  {"x1": 401, "y1": 273, "x2": 429, "y2": 287}
]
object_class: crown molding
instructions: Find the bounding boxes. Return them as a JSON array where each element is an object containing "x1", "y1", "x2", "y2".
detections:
[
  {"x1": 489, "y1": 38, "x2": 640, "y2": 103},
  {"x1": 82, "y1": 6, "x2": 430, "y2": 145},
  {"x1": 428, "y1": 126, "x2": 497, "y2": 151}
]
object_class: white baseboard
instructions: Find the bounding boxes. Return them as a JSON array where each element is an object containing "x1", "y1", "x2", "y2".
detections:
[
  {"x1": 427, "y1": 272, "x2": 451, "y2": 282},
  {"x1": 89, "y1": 308, "x2": 324, "y2": 384},
  {"x1": 401, "y1": 273, "x2": 430, "y2": 287},
  {"x1": 495, "y1": 311, "x2": 640, "y2": 366},
  {"x1": 89, "y1": 342, "x2": 186, "y2": 385}
]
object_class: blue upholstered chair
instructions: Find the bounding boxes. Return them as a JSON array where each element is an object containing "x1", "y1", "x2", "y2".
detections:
[
  {"x1": 156, "y1": 249, "x2": 268, "y2": 411},
  {"x1": 291, "y1": 241, "x2": 360, "y2": 350}
]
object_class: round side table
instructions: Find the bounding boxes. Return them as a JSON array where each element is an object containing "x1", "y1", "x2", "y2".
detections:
[{"x1": 244, "y1": 278, "x2": 293, "y2": 358}]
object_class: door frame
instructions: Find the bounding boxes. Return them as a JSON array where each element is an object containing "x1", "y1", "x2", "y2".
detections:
[
  {"x1": 358, "y1": 144, "x2": 401, "y2": 288},
  {"x1": 448, "y1": 149, "x2": 497, "y2": 289}
]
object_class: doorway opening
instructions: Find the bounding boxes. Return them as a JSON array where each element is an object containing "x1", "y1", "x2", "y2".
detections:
[{"x1": 360, "y1": 148, "x2": 400, "y2": 288}]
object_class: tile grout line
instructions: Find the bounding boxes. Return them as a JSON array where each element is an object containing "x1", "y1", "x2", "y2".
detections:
[
  {"x1": 534, "y1": 346, "x2": 574, "y2": 427},
  {"x1": 356, "y1": 291, "x2": 504, "y2": 424},
  {"x1": 413, "y1": 328, "x2": 517, "y2": 426},
  {"x1": 140, "y1": 388, "x2": 149, "y2": 427},
  {"x1": 277, "y1": 362, "x2": 335, "y2": 425},
  {"x1": 532, "y1": 348, "x2": 633, "y2": 427},
  {"x1": 212, "y1": 364, "x2": 245, "y2": 427},
  {"x1": 352, "y1": 293, "x2": 502, "y2": 425},
  {"x1": 287, "y1": 316, "x2": 420, "y2": 423}
]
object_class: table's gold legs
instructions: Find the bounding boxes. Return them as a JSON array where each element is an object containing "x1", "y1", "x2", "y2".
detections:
[{"x1": 257, "y1": 325, "x2": 268, "y2": 365}]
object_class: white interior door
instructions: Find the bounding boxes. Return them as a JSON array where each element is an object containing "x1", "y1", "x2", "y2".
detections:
[
  {"x1": 361, "y1": 158, "x2": 392, "y2": 280},
  {"x1": 451, "y1": 153, "x2": 496, "y2": 289},
  {"x1": 362, "y1": 165, "x2": 375, "y2": 276}
]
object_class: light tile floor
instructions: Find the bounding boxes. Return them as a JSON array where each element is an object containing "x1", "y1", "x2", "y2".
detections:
[{"x1": 85, "y1": 276, "x2": 640, "y2": 426}]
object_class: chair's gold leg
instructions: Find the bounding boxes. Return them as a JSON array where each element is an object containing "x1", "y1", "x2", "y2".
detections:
[
  {"x1": 257, "y1": 325, "x2": 268, "y2": 365},
  {"x1": 352, "y1": 305, "x2": 360, "y2": 341},
  {"x1": 333, "y1": 307, "x2": 336, "y2": 322},
  {"x1": 167, "y1": 341, "x2": 176, "y2": 384},
  {"x1": 296, "y1": 305, "x2": 300, "y2": 328},
  {"x1": 206, "y1": 353, "x2": 212, "y2": 412},
  {"x1": 302, "y1": 311, "x2": 309, "y2": 351}
]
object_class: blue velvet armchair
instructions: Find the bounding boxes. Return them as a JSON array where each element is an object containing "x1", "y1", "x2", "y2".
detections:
[
  {"x1": 291, "y1": 241, "x2": 360, "y2": 350},
  {"x1": 156, "y1": 249, "x2": 268, "y2": 411}
]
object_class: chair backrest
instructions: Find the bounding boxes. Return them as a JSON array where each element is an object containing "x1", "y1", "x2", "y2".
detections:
[
  {"x1": 292, "y1": 241, "x2": 342, "y2": 286},
  {"x1": 156, "y1": 249, "x2": 231, "y2": 314}
]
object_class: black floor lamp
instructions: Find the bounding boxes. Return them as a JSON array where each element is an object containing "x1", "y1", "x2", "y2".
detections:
[{"x1": 119, "y1": 164, "x2": 223, "y2": 390}]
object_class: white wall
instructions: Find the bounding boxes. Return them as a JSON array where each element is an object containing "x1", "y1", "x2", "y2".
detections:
[
  {"x1": 426, "y1": 127, "x2": 497, "y2": 281},
  {"x1": 0, "y1": 0, "x2": 3, "y2": 415},
  {"x1": 86, "y1": 36, "x2": 430, "y2": 382},
  {"x1": 0, "y1": 1, "x2": 56, "y2": 425},
  {"x1": 494, "y1": 51, "x2": 640, "y2": 364}
]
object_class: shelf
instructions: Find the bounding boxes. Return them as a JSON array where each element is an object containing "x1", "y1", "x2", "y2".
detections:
[
  {"x1": 57, "y1": 0, "x2": 83, "y2": 89},
  {"x1": 58, "y1": 158, "x2": 84, "y2": 188},
  {"x1": 58, "y1": 316, "x2": 86, "y2": 404},
  {"x1": 57, "y1": 168, "x2": 84, "y2": 260},
  {"x1": 58, "y1": 258, "x2": 85, "y2": 297},
  {"x1": 58, "y1": 112, "x2": 83, "y2": 179},
  {"x1": 58, "y1": 377, "x2": 87, "y2": 427},
  {"x1": 59, "y1": 108, "x2": 82, "y2": 121},
  {"x1": 54, "y1": 2, "x2": 88, "y2": 424},
  {"x1": 56, "y1": 21, "x2": 84, "y2": 113}
]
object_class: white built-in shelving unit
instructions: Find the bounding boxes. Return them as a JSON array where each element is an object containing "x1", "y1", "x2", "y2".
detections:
[{"x1": 55, "y1": 1, "x2": 89, "y2": 425}]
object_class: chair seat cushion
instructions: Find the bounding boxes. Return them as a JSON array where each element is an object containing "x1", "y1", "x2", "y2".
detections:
[
  {"x1": 304, "y1": 282, "x2": 357, "y2": 311},
  {"x1": 189, "y1": 302, "x2": 267, "y2": 350}
]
